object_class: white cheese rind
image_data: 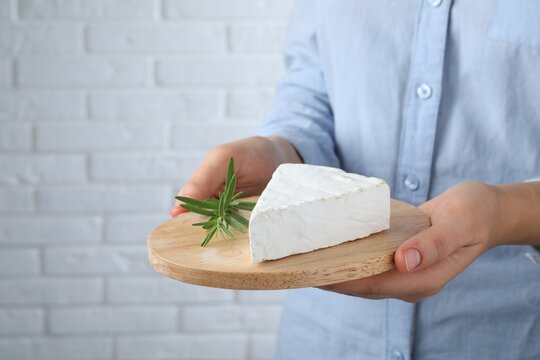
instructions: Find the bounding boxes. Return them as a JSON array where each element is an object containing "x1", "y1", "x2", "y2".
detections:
[{"x1": 249, "y1": 164, "x2": 390, "y2": 263}]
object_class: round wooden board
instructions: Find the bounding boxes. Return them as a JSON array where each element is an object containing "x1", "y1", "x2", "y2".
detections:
[{"x1": 147, "y1": 197, "x2": 430, "y2": 290}]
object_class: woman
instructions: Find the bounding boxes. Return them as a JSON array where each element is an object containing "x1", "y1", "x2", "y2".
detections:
[{"x1": 171, "y1": 1, "x2": 540, "y2": 358}]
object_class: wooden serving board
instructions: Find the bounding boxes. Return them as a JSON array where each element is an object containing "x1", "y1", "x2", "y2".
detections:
[{"x1": 148, "y1": 197, "x2": 430, "y2": 290}]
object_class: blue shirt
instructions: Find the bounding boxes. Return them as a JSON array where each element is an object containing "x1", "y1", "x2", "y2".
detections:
[{"x1": 255, "y1": 0, "x2": 540, "y2": 359}]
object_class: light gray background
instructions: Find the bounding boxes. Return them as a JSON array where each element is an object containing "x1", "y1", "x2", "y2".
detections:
[{"x1": 0, "y1": 0, "x2": 294, "y2": 358}]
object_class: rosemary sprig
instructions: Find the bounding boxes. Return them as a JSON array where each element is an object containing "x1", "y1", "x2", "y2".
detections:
[{"x1": 175, "y1": 158, "x2": 257, "y2": 247}]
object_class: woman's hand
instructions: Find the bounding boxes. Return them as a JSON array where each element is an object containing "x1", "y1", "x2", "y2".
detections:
[
  {"x1": 170, "y1": 136, "x2": 301, "y2": 217},
  {"x1": 320, "y1": 182, "x2": 506, "y2": 303}
]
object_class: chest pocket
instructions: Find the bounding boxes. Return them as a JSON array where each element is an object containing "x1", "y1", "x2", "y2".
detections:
[{"x1": 488, "y1": 0, "x2": 540, "y2": 48}]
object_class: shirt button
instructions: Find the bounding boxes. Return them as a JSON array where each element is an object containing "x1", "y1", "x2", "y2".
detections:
[
  {"x1": 428, "y1": 0, "x2": 443, "y2": 7},
  {"x1": 391, "y1": 350, "x2": 405, "y2": 360},
  {"x1": 416, "y1": 83, "x2": 432, "y2": 99},
  {"x1": 404, "y1": 175, "x2": 420, "y2": 191}
]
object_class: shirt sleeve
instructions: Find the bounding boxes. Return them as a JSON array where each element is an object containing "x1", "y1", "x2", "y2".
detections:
[{"x1": 254, "y1": 0, "x2": 340, "y2": 168}]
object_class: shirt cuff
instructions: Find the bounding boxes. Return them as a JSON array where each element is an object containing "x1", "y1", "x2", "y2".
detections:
[{"x1": 254, "y1": 125, "x2": 340, "y2": 168}]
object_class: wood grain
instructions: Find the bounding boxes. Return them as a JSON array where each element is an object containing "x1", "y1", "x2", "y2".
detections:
[{"x1": 147, "y1": 197, "x2": 430, "y2": 290}]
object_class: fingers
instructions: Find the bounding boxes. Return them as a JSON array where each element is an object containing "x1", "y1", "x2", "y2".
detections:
[
  {"x1": 394, "y1": 224, "x2": 461, "y2": 273},
  {"x1": 418, "y1": 198, "x2": 436, "y2": 217},
  {"x1": 319, "y1": 244, "x2": 482, "y2": 302},
  {"x1": 170, "y1": 152, "x2": 230, "y2": 217}
]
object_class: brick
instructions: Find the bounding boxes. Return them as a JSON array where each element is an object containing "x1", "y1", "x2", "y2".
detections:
[
  {"x1": 227, "y1": 89, "x2": 274, "y2": 118},
  {"x1": 0, "y1": 24, "x2": 81, "y2": 56},
  {"x1": 0, "y1": 339, "x2": 33, "y2": 360},
  {"x1": 45, "y1": 246, "x2": 152, "y2": 274},
  {"x1": 17, "y1": 59, "x2": 148, "y2": 86},
  {"x1": 49, "y1": 306, "x2": 177, "y2": 334},
  {"x1": 36, "y1": 123, "x2": 165, "y2": 150},
  {"x1": 89, "y1": 90, "x2": 222, "y2": 120},
  {"x1": 182, "y1": 304, "x2": 281, "y2": 331},
  {"x1": 171, "y1": 123, "x2": 256, "y2": 150},
  {"x1": 0, "y1": 278, "x2": 102, "y2": 305},
  {"x1": 0, "y1": 59, "x2": 10, "y2": 85},
  {"x1": 35, "y1": 337, "x2": 113, "y2": 360},
  {"x1": 105, "y1": 214, "x2": 166, "y2": 242},
  {"x1": 156, "y1": 58, "x2": 283, "y2": 86},
  {"x1": 164, "y1": 0, "x2": 294, "y2": 19},
  {"x1": 117, "y1": 334, "x2": 248, "y2": 360},
  {"x1": 0, "y1": 124, "x2": 32, "y2": 151},
  {"x1": 37, "y1": 185, "x2": 171, "y2": 212},
  {"x1": 237, "y1": 290, "x2": 287, "y2": 303},
  {"x1": 0, "y1": 309, "x2": 44, "y2": 335},
  {"x1": 0, "y1": 155, "x2": 86, "y2": 185},
  {"x1": 19, "y1": 0, "x2": 157, "y2": 19},
  {"x1": 0, "y1": 1, "x2": 11, "y2": 19},
  {"x1": 106, "y1": 214, "x2": 165, "y2": 242},
  {"x1": 90, "y1": 153, "x2": 201, "y2": 181},
  {"x1": 0, "y1": 91, "x2": 85, "y2": 120},
  {"x1": 0, "y1": 217, "x2": 102, "y2": 244},
  {"x1": 0, "y1": 188, "x2": 33, "y2": 213},
  {"x1": 88, "y1": 24, "x2": 225, "y2": 53},
  {"x1": 249, "y1": 334, "x2": 277, "y2": 360},
  {"x1": 0, "y1": 248, "x2": 40, "y2": 275},
  {"x1": 229, "y1": 24, "x2": 285, "y2": 52},
  {"x1": 106, "y1": 277, "x2": 235, "y2": 303}
]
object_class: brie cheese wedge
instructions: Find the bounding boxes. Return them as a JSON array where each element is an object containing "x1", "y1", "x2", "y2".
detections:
[{"x1": 249, "y1": 164, "x2": 390, "y2": 263}]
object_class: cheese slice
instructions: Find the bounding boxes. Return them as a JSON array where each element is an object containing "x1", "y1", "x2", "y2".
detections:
[{"x1": 249, "y1": 164, "x2": 390, "y2": 263}]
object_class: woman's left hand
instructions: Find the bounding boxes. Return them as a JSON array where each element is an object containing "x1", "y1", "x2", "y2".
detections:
[{"x1": 319, "y1": 181, "x2": 505, "y2": 303}]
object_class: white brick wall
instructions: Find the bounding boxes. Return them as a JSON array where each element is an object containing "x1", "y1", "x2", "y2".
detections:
[
  {"x1": 0, "y1": 59, "x2": 10, "y2": 85},
  {"x1": 0, "y1": 124, "x2": 32, "y2": 151},
  {"x1": 0, "y1": 309, "x2": 44, "y2": 335},
  {"x1": 0, "y1": 0, "x2": 291, "y2": 359},
  {"x1": 87, "y1": 24, "x2": 226, "y2": 53},
  {"x1": 116, "y1": 334, "x2": 248, "y2": 360},
  {"x1": 156, "y1": 58, "x2": 283, "y2": 86},
  {"x1": 18, "y1": 59, "x2": 149, "y2": 86},
  {"x1": 89, "y1": 90, "x2": 222, "y2": 120},
  {"x1": 0, "y1": 24, "x2": 82, "y2": 55},
  {"x1": 0, "y1": 249, "x2": 40, "y2": 275},
  {"x1": 0, "y1": 90, "x2": 85, "y2": 120}
]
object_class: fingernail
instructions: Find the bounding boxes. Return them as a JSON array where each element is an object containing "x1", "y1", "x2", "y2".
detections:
[{"x1": 405, "y1": 248, "x2": 421, "y2": 272}]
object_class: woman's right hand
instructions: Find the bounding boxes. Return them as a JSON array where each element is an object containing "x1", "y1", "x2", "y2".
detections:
[{"x1": 170, "y1": 136, "x2": 302, "y2": 217}]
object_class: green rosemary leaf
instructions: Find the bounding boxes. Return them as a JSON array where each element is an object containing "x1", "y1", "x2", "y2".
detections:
[
  {"x1": 217, "y1": 225, "x2": 227, "y2": 241},
  {"x1": 228, "y1": 209, "x2": 249, "y2": 227},
  {"x1": 175, "y1": 196, "x2": 218, "y2": 210},
  {"x1": 231, "y1": 191, "x2": 244, "y2": 201},
  {"x1": 218, "y1": 191, "x2": 225, "y2": 217},
  {"x1": 232, "y1": 201, "x2": 257, "y2": 211},
  {"x1": 223, "y1": 174, "x2": 237, "y2": 210},
  {"x1": 225, "y1": 157, "x2": 235, "y2": 190},
  {"x1": 226, "y1": 216, "x2": 247, "y2": 233},
  {"x1": 192, "y1": 218, "x2": 217, "y2": 229},
  {"x1": 180, "y1": 203, "x2": 216, "y2": 217},
  {"x1": 200, "y1": 226, "x2": 217, "y2": 247},
  {"x1": 220, "y1": 223, "x2": 237, "y2": 241}
]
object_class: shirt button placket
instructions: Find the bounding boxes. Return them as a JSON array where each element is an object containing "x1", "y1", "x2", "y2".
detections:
[{"x1": 394, "y1": 0, "x2": 452, "y2": 206}]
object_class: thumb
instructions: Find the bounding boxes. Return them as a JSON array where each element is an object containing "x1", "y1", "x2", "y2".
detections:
[
  {"x1": 170, "y1": 156, "x2": 229, "y2": 217},
  {"x1": 394, "y1": 224, "x2": 460, "y2": 273}
]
